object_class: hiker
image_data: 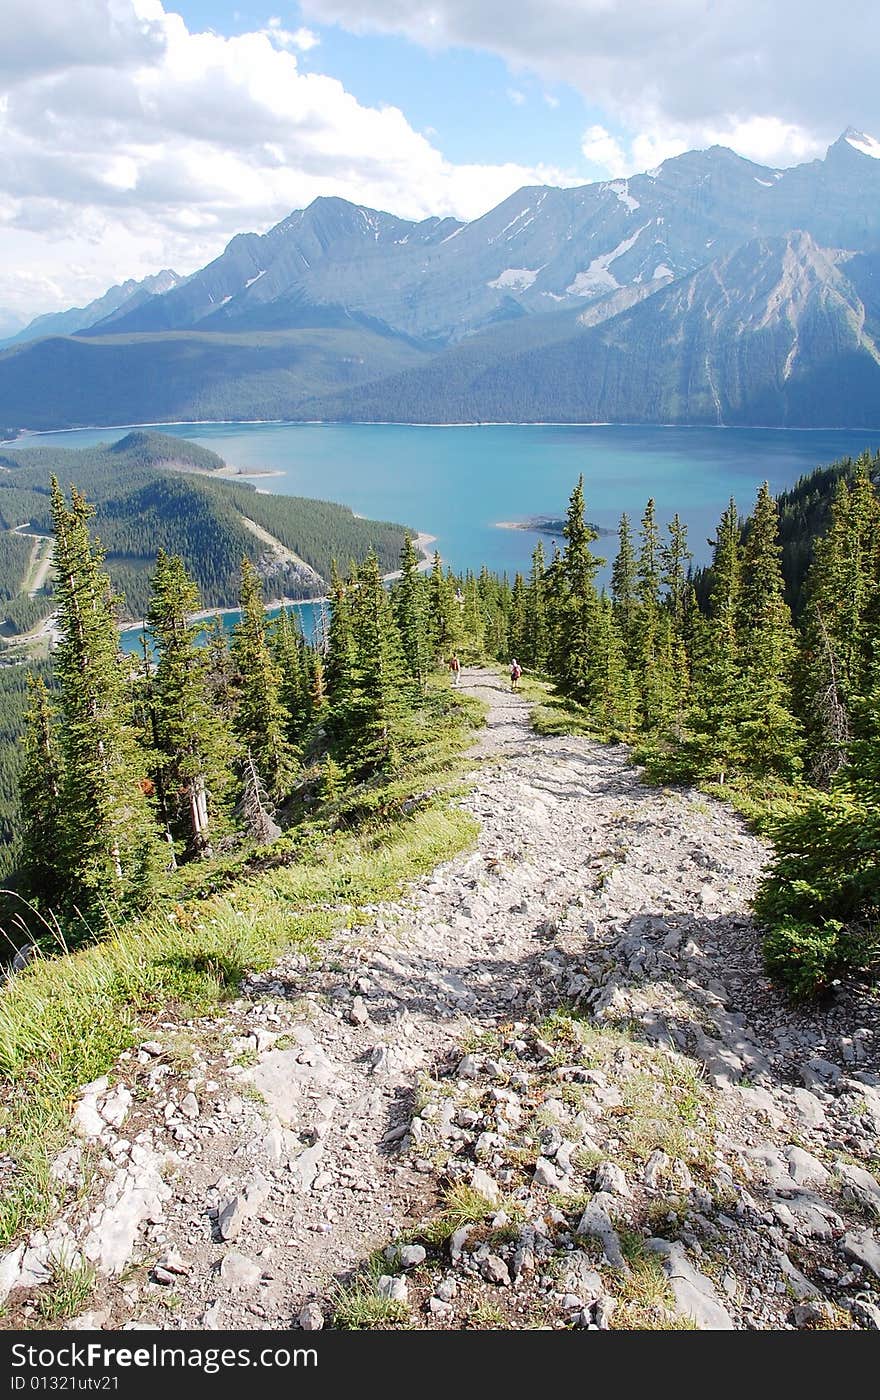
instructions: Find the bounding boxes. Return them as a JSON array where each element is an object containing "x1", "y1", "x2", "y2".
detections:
[
  {"x1": 510, "y1": 657, "x2": 522, "y2": 691},
  {"x1": 449, "y1": 653, "x2": 462, "y2": 687}
]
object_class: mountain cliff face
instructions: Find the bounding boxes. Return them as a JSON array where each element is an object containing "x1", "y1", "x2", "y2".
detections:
[
  {"x1": 304, "y1": 234, "x2": 880, "y2": 426},
  {"x1": 4, "y1": 131, "x2": 880, "y2": 428}
]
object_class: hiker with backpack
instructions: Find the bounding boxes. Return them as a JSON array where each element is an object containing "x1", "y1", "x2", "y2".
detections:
[
  {"x1": 510, "y1": 658, "x2": 522, "y2": 691},
  {"x1": 449, "y1": 654, "x2": 462, "y2": 688}
]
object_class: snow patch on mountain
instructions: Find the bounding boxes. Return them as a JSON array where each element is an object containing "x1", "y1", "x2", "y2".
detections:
[
  {"x1": 846, "y1": 130, "x2": 880, "y2": 160},
  {"x1": 566, "y1": 227, "x2": 647, "y2": 298},
  {"x1": 245, "y1": 270, "x2": 267, "y2": 289},
  {"x1": 606, "y1": 181, "x2": 640, "y2": 213},
  {"x1": 652, "y1": 264, "x2": 674, "y2": 280},
  {"x1": 487, "y1": 268, "x2": 541, "y2": 292}
]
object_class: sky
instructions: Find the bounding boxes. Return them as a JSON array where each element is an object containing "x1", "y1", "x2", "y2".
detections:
[{"x1": 1, "y1": 0, "x2": 878, "y2": 326}]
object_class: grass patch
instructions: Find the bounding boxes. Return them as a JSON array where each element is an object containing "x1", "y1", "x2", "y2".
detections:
[
  {"x1": 35, "y1": 1255, "x2": 97, "y2": 1324},
  {"x1": 332, "y1": 1261, "x2": 412, "y2": 1330},
  {"x1": 418, "y1": 1182, "x2": 503, "y2": 1248},
  {"x1": 515, "y1": 673, "x2": 614, "y2": 740},
  {"x1": 611, "y1": 1232, "x2": 695, "y2": 1330},
  {"x1": 467, "y1": 1301, "x2": 506, "y2": 1328},
  {"x1": 0, "y1": 687, "x2": 484, "y2": 1252}
]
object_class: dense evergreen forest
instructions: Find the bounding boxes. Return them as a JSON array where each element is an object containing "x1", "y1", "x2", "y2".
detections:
[
  {"x1": 0, "y1": 430, "x2": 410, "y2": 626},
  {"x1": 3, "y1": 447, "x2": 878, "y2": 1001}
]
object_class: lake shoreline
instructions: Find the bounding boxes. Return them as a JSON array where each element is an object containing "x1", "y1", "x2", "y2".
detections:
[
  {"x1": 7, "y1": 418, "x2": 880, "y2": 447},
  {"x1": 117, "y1": 530, "x2": 437, "y2": 638}
]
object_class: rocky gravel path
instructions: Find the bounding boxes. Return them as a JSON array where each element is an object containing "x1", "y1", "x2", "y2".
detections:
[{"x1": 3, "y1": 667, "x2": 879, "y2": 1331}]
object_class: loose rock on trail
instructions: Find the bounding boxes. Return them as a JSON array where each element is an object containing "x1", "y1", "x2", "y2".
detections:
[{"x1": 3, "y1": 667, "x2": 879, "y2": 1331}]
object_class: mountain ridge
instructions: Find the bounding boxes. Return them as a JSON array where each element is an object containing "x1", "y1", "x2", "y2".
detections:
[{"x1": 5, "y1": 131, "x2": 880, "y2": 429}]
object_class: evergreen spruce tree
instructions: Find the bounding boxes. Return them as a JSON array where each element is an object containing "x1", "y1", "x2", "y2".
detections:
[
  {"x1": 147, "y1": 551, "x2": 236, "y2": 858},
  {"x1": 18, "y1": 675, "x2": 65, "y2": 908},
  {"x1": 556, "y1": 476, "x2": 603, "y2": 699},
  {"x1": 662, "y1": 513, "x2": 692, "y2": 626},
  {"x1": 204, "y1": 618, "x2": 236, "y2": 722},
  {"x1": 611, "y1": 513, "x2": 638, "y2": 661},
  {"x1": 526, "y1": 540, "x2": 549, "y2": 672},
  {"x1": 427, "y1": 552, "x2": 456, "y2": 657},
  {"x1": 735, "y1": 483, "x2": 802, "y2": 779},
  {"x1": 637, "y1": 498, "x2": 662, "y2": 609},
  {"x1": 272, "y1": 606, "x2": 311, "y2": 745},
  {"x1": 633, "y1": 499, "x2": 665, "y2": 728},
  {"x1": 231, "y1": 558, "x2": 294, "y2": 801},
  {"x1": 459, "y1": 573, "x2": 485, "y2": 656},
  {"x1": 325, "y1": 561, "x2": 356, "y2": 705},
  {"x1": 684, "y1": 498, "x2": 744, "y2": 782},
  {"x1": 49, "y1": 480, "x2": 162, "y2": 917},
  {"x1": 799, "y1": 463, "x2": 880, "y2": 781},
  {"x1": 509, "y1": 573, "x2": 529, "y2": 662},
  {"x1": 393, "y1": 533, "x2": 430, "y2": 693},
  {"x1": 346, "y1": 552, "x2": 410, "y2": 772},
  {"x1": 583, "y1": 597, "x2": 629, "y2": 732}
]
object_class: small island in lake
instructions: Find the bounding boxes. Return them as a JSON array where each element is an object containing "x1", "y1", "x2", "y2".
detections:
[{"x1": 496, "y1": 514, "x2": 615, "y2": 538}]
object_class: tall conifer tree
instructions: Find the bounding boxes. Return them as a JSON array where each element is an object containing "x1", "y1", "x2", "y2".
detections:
[
  {"x1": 231, "y1": 558, "x2": 294, "y2": 801},
  {"x1": 49, "y1": 480, "x2": 161, "y2": 915},
  {"x1": 147, "y1": 551, "x2": 236, "y2": 857},
  {"x1": 393, "y1": 534, "x2": 430, "y2": 693},
  {"x1": 18, "y1": 675, "x2": 65, "y2": 907}
]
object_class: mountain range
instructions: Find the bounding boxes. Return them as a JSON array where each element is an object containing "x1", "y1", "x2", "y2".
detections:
[{"x1": 3, "y1": 129, "x2": 880, "y2": 429}]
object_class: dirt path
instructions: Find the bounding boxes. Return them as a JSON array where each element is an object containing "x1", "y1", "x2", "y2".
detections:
[{"x1": 3, "y1": 668, "x2": 879, "y2": 1331}]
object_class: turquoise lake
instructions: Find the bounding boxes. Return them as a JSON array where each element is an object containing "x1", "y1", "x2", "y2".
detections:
[{"x1": 19, "y1": 421, "x2": 880, "y2": 646}]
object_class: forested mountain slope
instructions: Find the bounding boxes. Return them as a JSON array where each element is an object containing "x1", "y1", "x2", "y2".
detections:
[{"x1": 0, "y1": 430, "x2": 410, "y2": 623}]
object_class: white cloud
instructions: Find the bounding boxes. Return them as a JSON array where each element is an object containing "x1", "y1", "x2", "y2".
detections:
[
  {"x1": 581, "y1": 125, "x2": 628, "y2": 177},
  {"x1": 263, "y1": 18, "x2": 321, "y2": 51},
  {"x1": 507, "y1": 88, "x2": 526, "y2": 106},
  {"x1": 0, "y1": 0, "x2": 577, "y2": 319},
  {"x1": 301, "y1": 0, "x2": 878, "y2": 166}
]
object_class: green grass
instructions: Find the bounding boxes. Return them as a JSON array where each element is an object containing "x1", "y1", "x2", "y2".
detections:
[
  {"x1": 418, "y1": 1182, "x2": 503, "y2": 1248},
  {"x1": 610, "y1": 1232, "x2": 697, "y2": 1330},
  {"x1": 0, "y1": 686, "x2": 484, "y2": 1251},
  {"x1": 515, "y1": 673, "x2": 613, "y2": 739},
  {"x1": 35, "y1": 1255, "x2": 97, "y2": 1323},
  {"x1": 332, "y1": 1262, "x2": 413, "y2": 1330}
]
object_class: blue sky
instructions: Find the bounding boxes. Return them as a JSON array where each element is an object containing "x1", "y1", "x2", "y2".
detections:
[
  {"x1": 0, "y1": 0, "x2": 877, "y2": 322},
  {"x1": 174, "y1": 2, "x2": 597, "y2": 171}
]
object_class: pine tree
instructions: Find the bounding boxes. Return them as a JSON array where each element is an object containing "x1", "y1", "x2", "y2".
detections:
[
  {"x1": 49, "y1": 480, "x2": 162, "y2": 917},
  {"x1": 611, "y1": 512, "x2": 638, "y2": 660},
  {"x1": 346, "y1": 552, "x2": 410, "y2": 772},
  {"x1": 799, "y1": 463, "x2": 880, "y2": 781},
  {"x1": 735, "y1": 483, "x2": 802, "y2": 779},
  {"x1": 685, "y1": 498, "x2": 744, "y2": 782},
  {"x1": 662, "y1": 513, "x2": 692, "y2": 626},
  {"x1": 555, "y1": 476, "x2": 604, "y2": 699},
  {"x1": 509, "y1": 573, "x2": 528, "y2": 661},
  {"x1": 458, "y1": 572, "x2": 484, "y2": 656},
  {"x1": 231, "y1": 558, "x2": 294, "y2": 801},
  {"x1": 204, "y1": 618, "x2": 236, "y2": 722},
  {"x1": 583, "y1": 597, "x2": 630, "y2": 732},
  {"x1": 272, "y1": 606, "x2": 311, "y2": 744},
  {"x1": 527, "y1": 540, "x2": 549, "y2": 672},
  {"x1": 637, "y1": 498, "x2": 662, "y2": 609},
  {"x1": 325, "y1": 561, "x2": 356, "y2": 704},
  {"x1": 18, "y1": 675, "x2": 65, "y2": 907},
  {"x1": 631, "y1": 499, "x2": 665, "y2": 728},
  {"x1": 147, "y1": 551, "x2": 236, "y2": 858},
  {"x1": 393, "y1": 533, "x2": 430, "y2": 693},
  {"x1": 427, "y1": 551, "x2": 456, "y2": 656}
]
